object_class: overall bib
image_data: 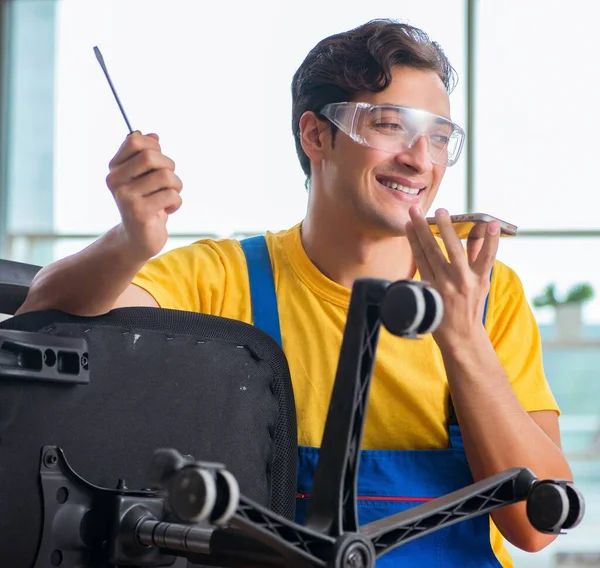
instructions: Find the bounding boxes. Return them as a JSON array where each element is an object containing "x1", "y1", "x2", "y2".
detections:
[{"x1": 241, "y1": 235, "x2": 501, "y2": 567}]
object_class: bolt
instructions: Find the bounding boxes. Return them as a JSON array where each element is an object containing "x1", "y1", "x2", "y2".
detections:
[
  {"x1": 44, "y1": 452, "x2": 58, "y2": 468},
  {"x1": 346, "y1": 548, "x2": 368, "y2": 568},
  {"x1": 348, "y1": 551, "x2": 365, "y2": 568}
]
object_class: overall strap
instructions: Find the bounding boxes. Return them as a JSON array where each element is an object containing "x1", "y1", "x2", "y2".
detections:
[
  {"x1": 240, "y1": 235, "x2": 283, "y2": 348},
  {"x1": 448, "y1": 268, "x2": 494, "y2": 449}
]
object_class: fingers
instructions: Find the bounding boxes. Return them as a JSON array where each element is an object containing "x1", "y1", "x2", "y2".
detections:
[
  {"x1": 470, "y1": 221, "x2": 500, "y2": 275},
  {"x1": 107, "y1": 132, "x2": 183, "y2": 230},
  {"x1": 407, "y1": 206, "x2": 448, "y2": 279},
  {"x1": 407, "y1": 206, "x2": 499, "y2": 288},
  {"x1": 466, "y1": 234, "x2": 484, "y2": 266},
  {"x1": 432, "y1": 209, "x2": 469, "y2": 268},
  {"x1": 107, "y1": 149, "x2": 176, "y2": 190},
  {"x1": 106, "y1": 132, "x2": 182, "y2": 205},
  {"x1": 109, "y1": 131, "x2": 161, "y2": 169},
  {"x1": 114, "y1": 168, "x2": 182, "y2": 203},
  {"x1": 121, "y1": 188, "x2": 183, "y2": 224},
  {"x1": 405, "y1": 220, "x2": 435, "y2": 282},
  {"x1": 144, "y1": 188, "x2": 183, "y2": 216}
]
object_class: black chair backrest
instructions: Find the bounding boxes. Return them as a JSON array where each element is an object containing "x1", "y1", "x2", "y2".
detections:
[{"x1": 0, "y1": 306, "x2": 297, "y2": 567}]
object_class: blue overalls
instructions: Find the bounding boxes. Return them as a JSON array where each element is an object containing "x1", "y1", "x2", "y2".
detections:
[{"x1": 241, "y1": 235, "x2": 502, "y2": 567}]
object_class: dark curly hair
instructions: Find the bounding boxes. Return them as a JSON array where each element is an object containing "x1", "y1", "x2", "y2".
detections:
[{"x1": 291, "y1": 19, "x2": 457, "y2": 181}]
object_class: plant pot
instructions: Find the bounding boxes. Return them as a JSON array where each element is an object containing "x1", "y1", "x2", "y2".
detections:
[{"x1": 554, "y1": 303, "x2": 583, "y2": 341}]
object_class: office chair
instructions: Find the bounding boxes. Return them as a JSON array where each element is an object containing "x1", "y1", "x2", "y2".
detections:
[{"x1": 0, "y1": 259, "x2": 585, "y2": 567}]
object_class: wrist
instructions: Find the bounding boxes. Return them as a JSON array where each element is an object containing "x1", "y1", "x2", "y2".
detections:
[
  {"x1": 434, "y1": 325, "x2": 490, "y2": 360},
  {"x1": 110, "y1": 224, "x2": 152, "y2": 268}
]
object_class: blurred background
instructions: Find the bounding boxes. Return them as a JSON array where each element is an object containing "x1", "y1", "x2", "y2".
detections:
[{"x1": 0, "y1": 0, "x2": 598, "y2": 565}]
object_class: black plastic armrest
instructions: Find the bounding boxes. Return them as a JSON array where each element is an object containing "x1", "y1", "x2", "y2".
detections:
[{"x1": 0, "y1": 259, "x2": 42, "y2": 315}]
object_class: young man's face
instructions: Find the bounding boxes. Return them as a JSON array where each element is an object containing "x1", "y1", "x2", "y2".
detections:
[{"x1": 316, "y1": 66, "x2": 451, "y2": 237}]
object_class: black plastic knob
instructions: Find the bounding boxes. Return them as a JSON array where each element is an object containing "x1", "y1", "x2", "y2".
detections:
[
  {"x1": 211, "y1": 468, "x2": 240, "y2": 525},
  {"x1": 526, "y1": 481, "x2": 569, "y2": 533},
  {"x1": 562, "y1": 484, "x2": 585, "y2": 530},
  {"x1": 380, "y1": 281, "x2": 425, "y2": 336},
  {"x1": 168, "y1": 465, "x2": 217, "y2": 523},
  {"x1": 417, "y1": 286, "x2": 444, "y2": 334},
  {"x1": 381, "y1": 281, "x2": 443, "y2": 336}
]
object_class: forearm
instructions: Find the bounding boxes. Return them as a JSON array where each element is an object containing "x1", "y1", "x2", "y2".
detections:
[
  {"x1": 18, "y1": 224, "x2": 147, "y2": 317},
  {"x1": 437, "y1": 329, "x2": 572, "y2": 551}
]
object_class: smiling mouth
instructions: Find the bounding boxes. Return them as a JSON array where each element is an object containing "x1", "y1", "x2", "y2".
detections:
[{"x1": 376, "y1": 177, "x2": 425, "y2": 196}]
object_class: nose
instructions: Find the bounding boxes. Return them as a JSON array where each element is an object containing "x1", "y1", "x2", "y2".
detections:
[{"x1": 394, "y1": 134, "x2": 431, "y2": 173}]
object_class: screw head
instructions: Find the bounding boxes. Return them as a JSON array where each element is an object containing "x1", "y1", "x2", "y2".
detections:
[
  {"x1": 44, "y1": 451, "x2": 58, "y2": 468},
  {"x1": 334, "y1": 535, "x2": 374, "y2": 568},
  {"x1": 346, "y1": 549, "x2": 367, "y2": 568}
]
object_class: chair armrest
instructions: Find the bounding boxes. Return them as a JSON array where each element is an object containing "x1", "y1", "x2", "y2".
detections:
[{"x1": 0, "y1": 259, "x2": 42, "y2": 315}]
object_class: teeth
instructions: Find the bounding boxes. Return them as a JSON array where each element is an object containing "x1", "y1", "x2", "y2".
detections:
[{"x1": 379, "y1": 180, "x2": 420, "y2": 195}]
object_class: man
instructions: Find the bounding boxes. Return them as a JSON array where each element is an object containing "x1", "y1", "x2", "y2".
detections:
[{"x1": 19, "y1": 19, "x2": 570, "y2": 566}]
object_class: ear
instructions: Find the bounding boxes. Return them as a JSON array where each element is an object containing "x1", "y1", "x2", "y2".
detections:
[{"x1": 299, "y1": 111, "x2": 330, "y2": 164}]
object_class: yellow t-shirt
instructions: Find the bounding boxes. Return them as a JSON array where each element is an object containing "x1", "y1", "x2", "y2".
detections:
[{"x1": 132, "y1": 223, "x2": 559, "y2": 567}]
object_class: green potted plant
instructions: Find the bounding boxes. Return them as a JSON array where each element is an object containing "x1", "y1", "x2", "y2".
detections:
[{"x1": 533, "y1": 282, "x2": 595, "y2": 340}]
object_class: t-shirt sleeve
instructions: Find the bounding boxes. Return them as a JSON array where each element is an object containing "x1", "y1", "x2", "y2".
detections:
[
  {"x1": 488, "y1": 261, "x2": 560, "y2": 415},
  {"x1": 130, "y1": 239, "x2": 251, "y2": 322}
]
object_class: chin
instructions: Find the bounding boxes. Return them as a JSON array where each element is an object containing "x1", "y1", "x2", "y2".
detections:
[
  {"x1": 372, "y1": 217, "x2": 409, "y2": 238},
  {"x1": 389, "y1": 211, "x2": 412, "y2": 235}
]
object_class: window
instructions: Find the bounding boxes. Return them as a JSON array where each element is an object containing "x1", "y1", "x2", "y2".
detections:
[
  {"x1": 475, "y1": 0, "x2": 600, "y2": 231},
  {"x1": 2, "y1": 2, "x2": 598, "y2": 565},
  {"x1": 51, "y1": 0, "x2": 465, "y2": 244},
  {"x1": 4, "y1": 0, "x2": 465, "y2": 261},
  {"x1": 476, "y1": 2, "x2": 600, "y2": 564}
]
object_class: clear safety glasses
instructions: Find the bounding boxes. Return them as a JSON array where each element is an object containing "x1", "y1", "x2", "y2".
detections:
[{"x1": 319, "y1": 102, "x2": 465, "y2": 167}]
